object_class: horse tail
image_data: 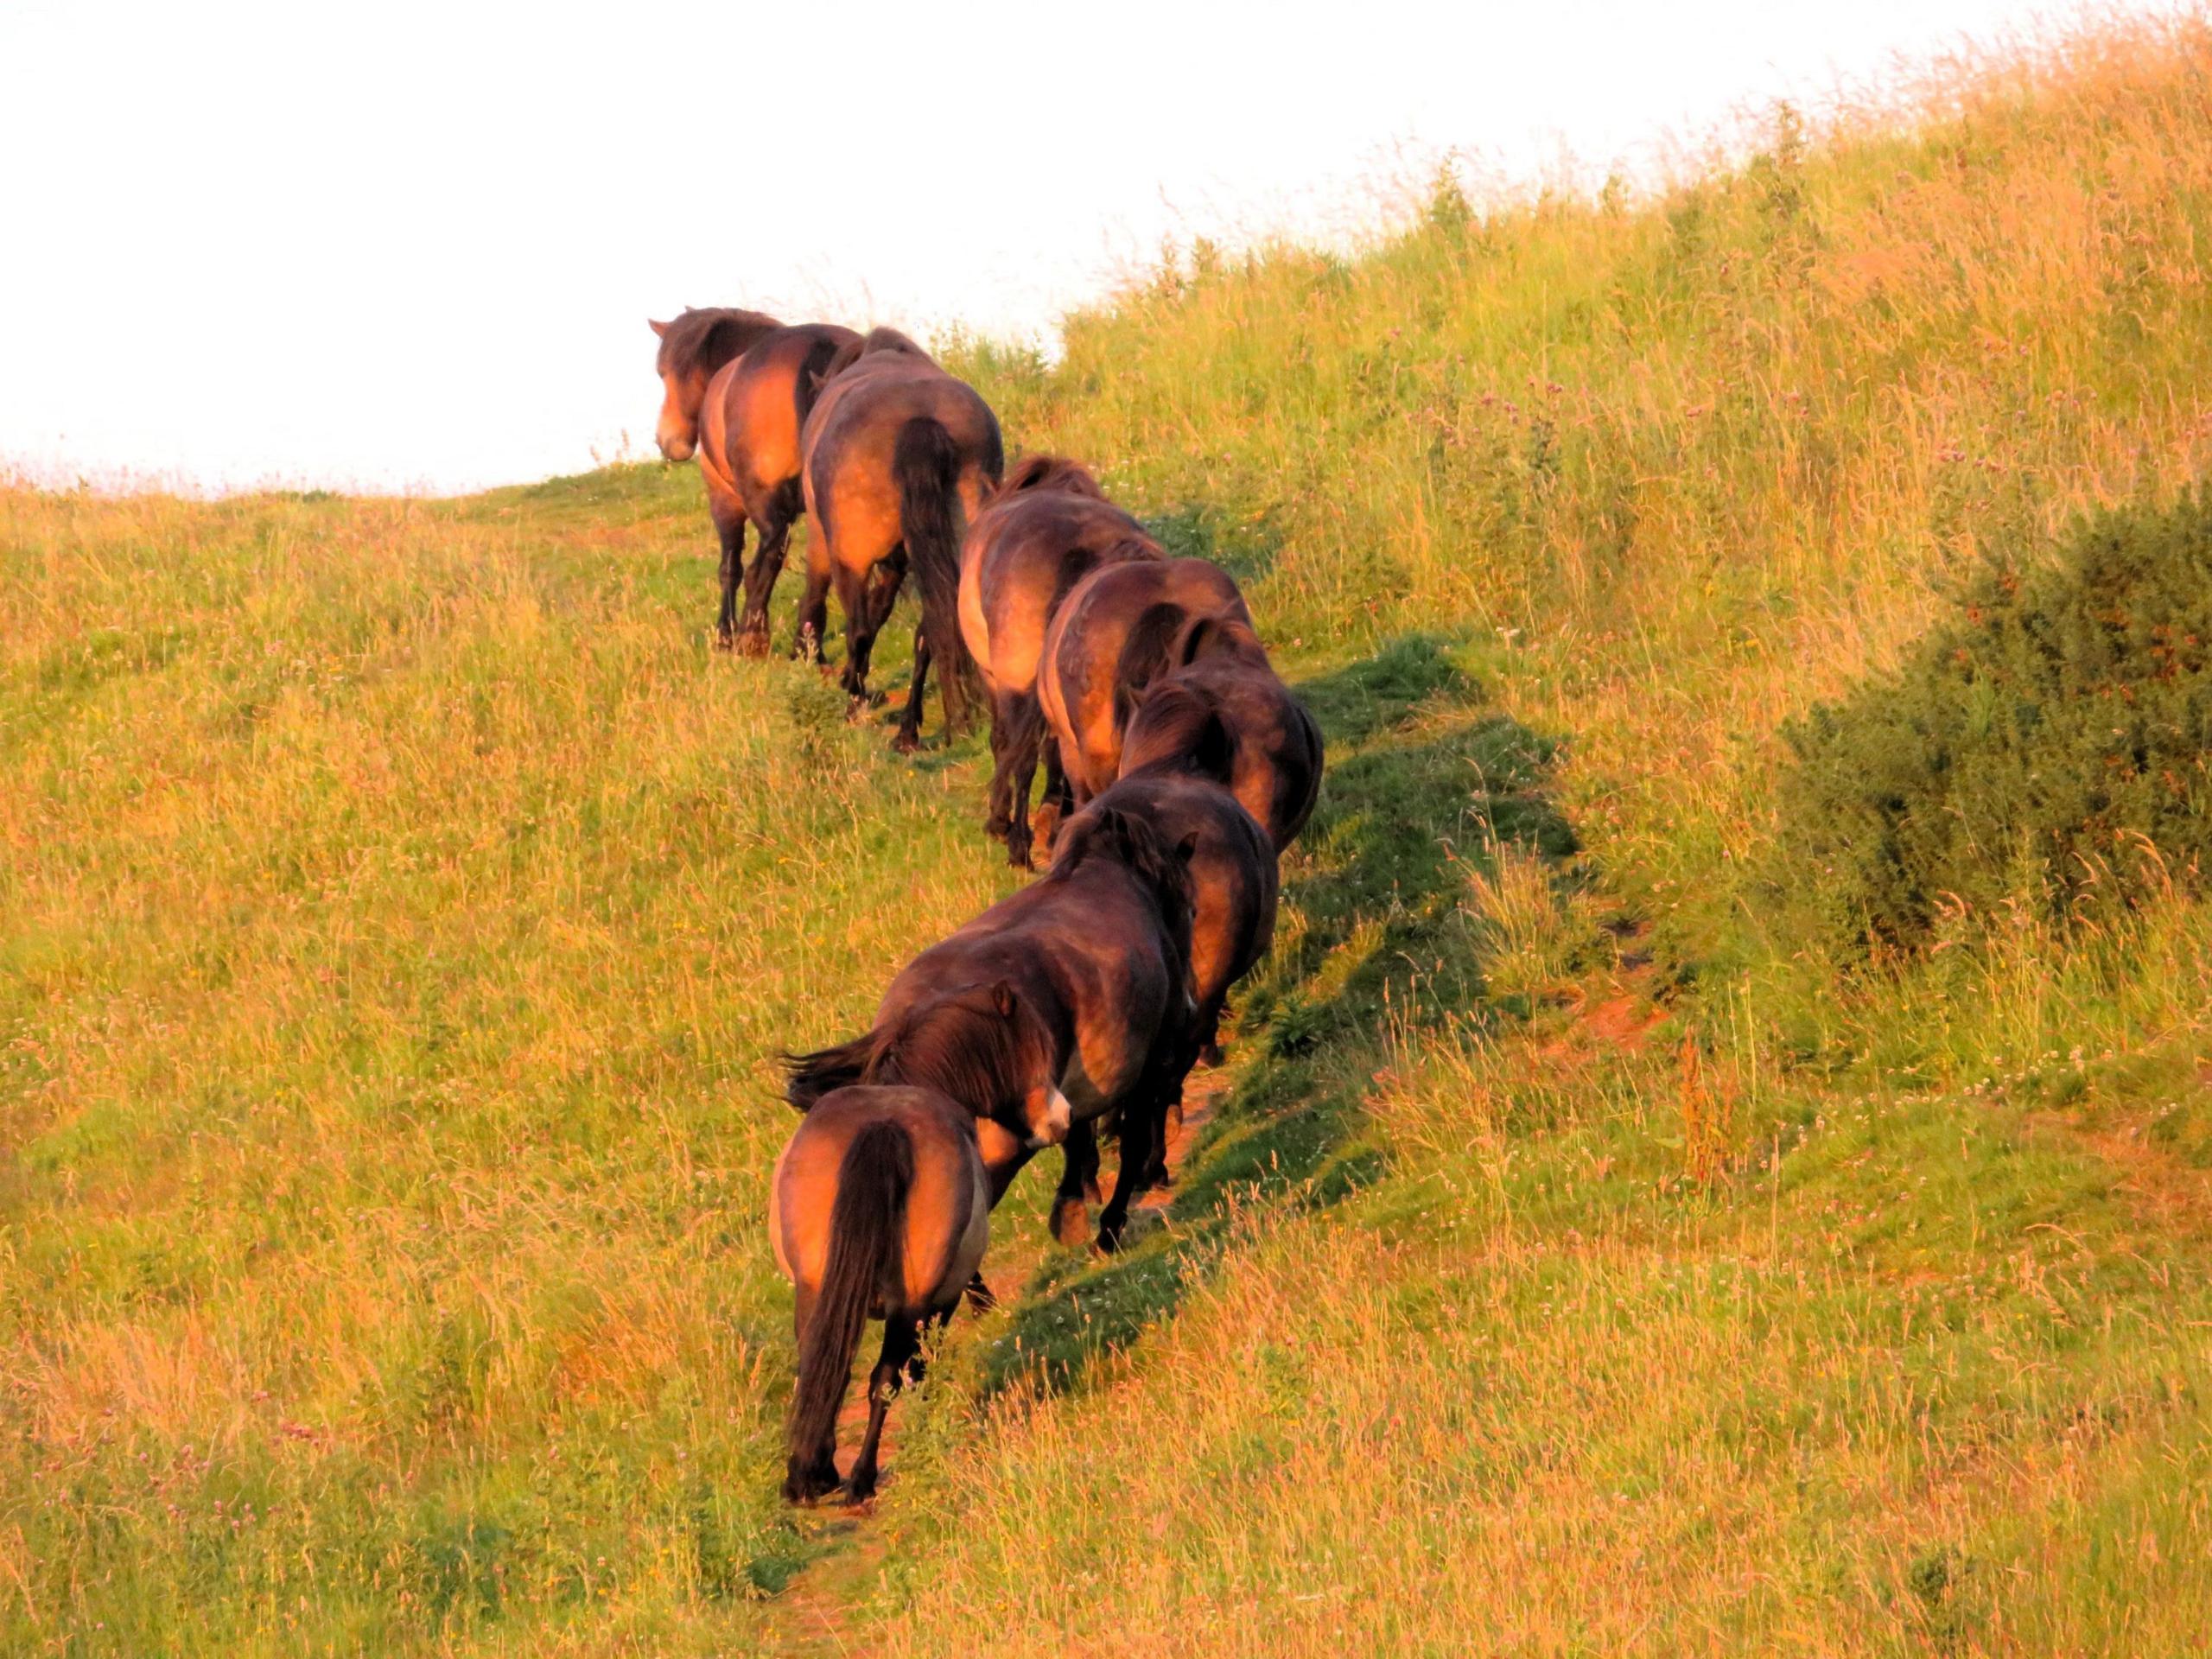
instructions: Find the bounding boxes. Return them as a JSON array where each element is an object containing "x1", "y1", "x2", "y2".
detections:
[
  {"x1": 895, "y1": 416, "x2": 979, "y2": 728},
  {"x1": 1113, "y1": 601, "x2": 1192, "y2": 731},
  {"x1": 787, "y1": 1120, "x2": 912, "y2": 1476},
  {"x1": 782, "y1": 1032, "x2": 879, "y2": 1110},
  {"x1": 1171, "y1": 610, "x2": 1259, "y2": 669},
  {"x1": 794, "y1": 332, "x2": 848, "y2": 423}
]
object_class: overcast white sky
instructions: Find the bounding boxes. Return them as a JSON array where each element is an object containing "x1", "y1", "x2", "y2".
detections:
[{"x1": 1, "y1": 1, "x2": 2090, "y2": 494}]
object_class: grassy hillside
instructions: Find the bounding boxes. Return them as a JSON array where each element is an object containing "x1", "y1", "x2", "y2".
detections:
[{"x1": 8, "y1": 13, "x2": 2212, "y2": 1655}]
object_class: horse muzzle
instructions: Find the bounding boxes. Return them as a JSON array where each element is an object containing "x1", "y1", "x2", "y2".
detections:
[{"x1": 1027, "y1": 1087, "x2": 1074, "y2": 1149}]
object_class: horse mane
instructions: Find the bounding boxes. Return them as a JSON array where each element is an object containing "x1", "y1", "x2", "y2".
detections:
[
  {"x1": 1047, "y1": 804, "x2": 1197, "y2": 989},
  {"x1": 654, "y1": 306, "x2": 781, "y2": 378},
  {"x1": 819, "y1": 326, "x2": 933, "y2": 385},
  {"x1": 783, "y1": 983, "x2": 1042, "y2": 1117},
  {"x1": 993, "y1": 454, "x2": 1107, "y2": 503},
  {"x1": 1123, "y1": 677, "x2": 1236, "y2": 785}
]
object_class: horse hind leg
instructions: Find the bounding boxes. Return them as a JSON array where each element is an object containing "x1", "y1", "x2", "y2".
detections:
[
  {"x1": 779, "y1": 1287, "x2": 841, "y2": 1502},
  {"x1": 842, "y1": 558, "x2": 905, "y2": 705},
  {"x1": 893, "y1": 624, "x2": 931, "y2": 753},
  {"x1": 736, "y1": 493, "x2": 796, "y2": 657},
  {"x1": 713, "y1": 510, "x2": 748, "y2": 652},
  {"x1": 842, "y1": 1314, "x2": 920, "y2": 1503},
  {"x1": 1030, "y1": 737, "x2": 1074, "y2": 860},
  {"x1": 1001, "y1": 696, "x2": 1048, "y2": 869}
]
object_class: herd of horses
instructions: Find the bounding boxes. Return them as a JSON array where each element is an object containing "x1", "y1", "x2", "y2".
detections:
[{"x1": 648, "y1": 306, "x2": 1324, "y2": 1503}]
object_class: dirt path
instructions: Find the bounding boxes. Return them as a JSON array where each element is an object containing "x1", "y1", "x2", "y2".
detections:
[{"x1": 766, "y1": 1065, "x2": 1234, "y2": 1652}]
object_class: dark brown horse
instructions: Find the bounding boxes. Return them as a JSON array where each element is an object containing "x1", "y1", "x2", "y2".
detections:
[
  {"x1": 772, "y1": 1084, "x2": 995, "y2": 1503},
  {"x1": 785, "y1": 805, "x2": 1196, "y2": 1251},
  {"x1": 798, "y1": 328, "x2": 1003, "y2": 747},
  {"x1": 650, "y1": 312, "x2": 861, "y2": 654},
  {"x1": 1085, "y1": 752, "x2": 1279, "y2": 1067},
  {"x1": 1121, "y1": 638, "x2": 1325, "y2": 852},
  {"x1": 956, "y1": 455, "x2": 1162, "y2": 867},
  {"x1": 1058, "y1": 750, "x2": 1280, "y2": 1199},
  {"x1": 1034, "y1": 556, "x2": 1253, "y2": 805}
]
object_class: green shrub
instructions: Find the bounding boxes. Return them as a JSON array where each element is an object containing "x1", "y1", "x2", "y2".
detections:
[{"x1": 1778, "y1": 491, "x2": 2212, "y2": 960}]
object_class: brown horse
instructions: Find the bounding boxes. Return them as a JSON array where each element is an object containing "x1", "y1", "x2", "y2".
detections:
[
  {"x1": 1121, "y1": 638, "x2": 1325, "y2": 852},
  {"x1": 1034, "y1": 556, "x2": 1253, "y2": 808},
  {"x1": 798, "y1": 328, "x2": 1003, "y2": 747},
  {"x1": 957, "y1": 455, "x2": 1162, "y2": 867},
  {"x1": 785, "y1": 805, "x2": 1196, "y2": 1251},
  {"x1": 650, "y1": 312, "x2": 861, "y2": 654},
  {"x1": 772, "y1": 1084, "x2": 993, "y2": 1503}
]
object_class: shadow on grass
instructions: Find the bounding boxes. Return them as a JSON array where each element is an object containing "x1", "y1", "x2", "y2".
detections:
[{"x1": 977, "y1": 634, "x2": 1575, "y2": 1396}]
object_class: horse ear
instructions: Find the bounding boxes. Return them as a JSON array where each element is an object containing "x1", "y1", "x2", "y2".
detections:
[
  {"x1": 990, "y1": 980, "x2": 1019, "y2": 1017},
  {"x1": 649, "y1": 318, "x2": 670, "y2": 339}
]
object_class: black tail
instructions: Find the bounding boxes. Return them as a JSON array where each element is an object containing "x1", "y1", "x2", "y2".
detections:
[
  {"x1": 787, "y1": 1120, "x2": 912, "y2": 1477},
  {"x1": 782, "y1": 1030, "x2": 880, "y2": 1110},
  {"x1": 893, "y1": 416, "x2": 978, "y2": 730},
  {"x1": 1113, "y1": 601, "x2": 1192, "y2": 730}
]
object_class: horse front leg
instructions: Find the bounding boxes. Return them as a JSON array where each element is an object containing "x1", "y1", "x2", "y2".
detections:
[
  {"x1": 1046, "y1": 1119, "x2": 1100, "y2": 1247},
  {"x1": 1095, "y1": 1098, "x2": 1166, "y2": 1253}
]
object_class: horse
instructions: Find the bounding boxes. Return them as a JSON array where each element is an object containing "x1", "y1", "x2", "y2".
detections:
[
  {"x1": 798, "y1": 328, "x2": 1003, "y2": 747},
  {"x1": 1034, "y1": 556, "x2": 1253, "y2": 806},
  {"x1": 650, "y1": 311, "x2": 860, "y2": 653},
  {"x1": 785, "y1": 805, "x2": 1197, "y2": 1252},
  {"x1": 772, "y1": 1084, "x2": 1001, "y2": 1503},
  {"x1": 956, "y1": 455, "x2": 1162, "y2": 867},
  {"x1": 1121, "y1": 640, "x2": 1325, "y2": 852},
  {"x1": 1087, "y1": 733, "x2": 1280, "y2": 1067},
  {"x1": 1058, "y1": 744, "x2": 1280, "y2": 1198}
]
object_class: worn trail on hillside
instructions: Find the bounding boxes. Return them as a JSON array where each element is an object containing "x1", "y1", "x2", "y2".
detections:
[{"x1": 768, "y1": 1065, "x2": 1234, "y2": 1651}]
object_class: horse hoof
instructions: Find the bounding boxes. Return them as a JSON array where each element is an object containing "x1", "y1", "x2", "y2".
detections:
[
  {"x1": 738, "y1": 632, "x2": 771, "y2": 660},
  {"x1": 1198, "y1": 1042, "x2": 1224, "y2": 1069},
  {"x1": 840, "y1": 1472, "x2": 879, "y2": 1504},
  {"x1": 1094, "y1": 1218, "x2": 1126, "y2": 1254},
  {"x1": 1047, "y1": 1196, "x2": 1090, "y2": 1248},
  {"x1": 782, "y1": 1464, "x2": 839, "y2": 1505},
  {"x1": 890, "y1": 729, "x2": 920, "y2": 755},
  {"x1": 712, "y1": 632, "x2": 737, "y2": 654}
]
